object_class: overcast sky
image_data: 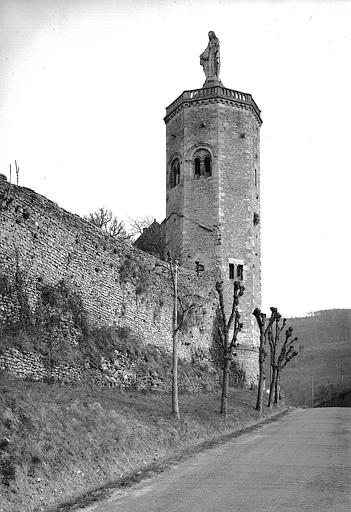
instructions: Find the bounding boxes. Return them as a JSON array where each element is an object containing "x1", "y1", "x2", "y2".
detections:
[{"x1": 1, "y1": 0, "x2": 351, "y2": 317}]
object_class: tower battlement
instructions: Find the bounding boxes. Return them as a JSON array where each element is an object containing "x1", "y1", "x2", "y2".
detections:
[{"x1": 165, "y1": 86, "x2": 262, "y2": 125}]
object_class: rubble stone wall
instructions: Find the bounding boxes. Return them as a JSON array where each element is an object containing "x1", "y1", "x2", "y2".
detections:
[{"x1": 0, "y1": 175, "x2": 222, "y2": 384}]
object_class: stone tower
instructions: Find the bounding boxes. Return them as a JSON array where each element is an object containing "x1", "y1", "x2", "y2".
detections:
[{"x1": 164, "y1": 32, "x2": 262, "y2": 385}]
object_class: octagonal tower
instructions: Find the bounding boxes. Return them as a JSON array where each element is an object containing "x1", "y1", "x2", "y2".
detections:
[{"x1": 164, "y1": 35, "x2": 262, "y2": 385}]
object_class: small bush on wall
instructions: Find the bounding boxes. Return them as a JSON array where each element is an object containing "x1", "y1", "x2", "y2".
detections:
[{"x1": 119, "y1": 254, "x2": 152, "y2": 297}]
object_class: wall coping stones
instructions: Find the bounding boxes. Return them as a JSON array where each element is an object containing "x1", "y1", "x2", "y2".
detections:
[{"x1": 164, "y1": 86, "x2": 262, "y2": 125}]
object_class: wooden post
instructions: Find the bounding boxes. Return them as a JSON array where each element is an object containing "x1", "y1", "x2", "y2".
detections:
[{"x1": 15, "y1": 160, "x2": 19, "y2": 185}]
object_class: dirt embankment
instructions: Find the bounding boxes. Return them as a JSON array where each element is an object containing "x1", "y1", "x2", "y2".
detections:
[{"x1": 0, "y1": 372, "x2": 288, "y2": 512}]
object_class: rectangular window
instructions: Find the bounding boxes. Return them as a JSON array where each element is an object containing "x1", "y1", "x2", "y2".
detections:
[
  {"x1": 229, "y1": 263, "x2": 235, "y2": 280},
  {"x1": 237, "y1": 264, "x2": 244, "y2": 281}
]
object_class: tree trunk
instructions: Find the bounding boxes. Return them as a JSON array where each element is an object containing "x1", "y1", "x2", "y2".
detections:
[
  {"x1": 268, "y1": 366, "x2": 277, "y2": 408},
  {"x1": 255, "y1": 358, "x2": 265, "y2": 412},
  {"x1": 172, "y1": 329, "x2": 180, "y2": 419},
  {"x1": 221, "y1": 355, "x2": 231, "y2": 416},
  {"x1": 274, "y1": 370, "x2": 280, "y2": 406},
  {"x1": 171, "y1": 262, "x2": 180, "y2": 420}
]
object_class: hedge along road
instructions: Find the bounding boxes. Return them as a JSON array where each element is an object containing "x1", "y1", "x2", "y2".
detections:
[{"x1": 79, "y1": 408, "x2": 351, "y2": 512}]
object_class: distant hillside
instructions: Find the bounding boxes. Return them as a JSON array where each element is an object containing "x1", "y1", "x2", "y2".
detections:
[{"x1": 278, "y1": 309, "x2": 351, "y2": 406}]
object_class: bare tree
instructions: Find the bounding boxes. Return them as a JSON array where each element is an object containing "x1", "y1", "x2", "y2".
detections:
[
  {"x1": 156, "y1": 252, "x2": 195, "y2": 419},
  {"x1": 266, "y1": 308, "x2": 299, "y2": 408},
  {"x1": 129, "y1": 216, "x2": 154, "y2": 239},
  {"x1": 274, "y1": 327, "x2": 299, "y2": 406},
  {"x1": 84, "y1": 208, "x2": 130, "y2": 241},
  {"x1": 167, "y1": 252, "x2": 195, "y2": 419},
  {"x1": 252, "y1": 307, "x2": 279, "y2": 412},
  {"x1": 216, "y1": 280, "x2": 245, "y2": 416}
]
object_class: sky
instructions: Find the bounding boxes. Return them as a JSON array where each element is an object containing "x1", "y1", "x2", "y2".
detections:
[{"x1": 1, "y1": 0, "x2": 351, "y2": 317}]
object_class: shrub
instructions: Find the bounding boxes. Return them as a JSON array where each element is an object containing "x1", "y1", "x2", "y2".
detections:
[{"x1": 0, "y1": 455, "x2": 16, "y2": 486}]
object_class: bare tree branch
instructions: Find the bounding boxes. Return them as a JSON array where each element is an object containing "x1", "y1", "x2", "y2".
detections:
[
  {"x1": 132, "y1": 217, "x2": 168, "y2": 260},
  {"x1": 84, "y1": 207, "x2": 131, "y2": 242},
  {"x1": 216, "y1": 280, "x2": 245, "y2": 416}
]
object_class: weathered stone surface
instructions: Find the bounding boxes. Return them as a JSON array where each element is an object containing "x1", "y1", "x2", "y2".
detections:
[
  {"x1": 0, "y1": 81, "x2": 263, "y2": 387},
  {"x1": 164, "y1": 84, "x2": 262, "y2": 385},
  {"x1": 0, "y1": 178, "x2": 220, "y2": 385}
]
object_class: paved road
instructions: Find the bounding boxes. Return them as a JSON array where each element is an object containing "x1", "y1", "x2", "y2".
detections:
[{"x1": 80, "y1": 408, "x2": 351, "y2": 512}]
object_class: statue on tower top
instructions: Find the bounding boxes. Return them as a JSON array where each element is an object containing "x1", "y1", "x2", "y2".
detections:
[{"x1": 200, "y1": 31, "x2": 222, "y2": 87}]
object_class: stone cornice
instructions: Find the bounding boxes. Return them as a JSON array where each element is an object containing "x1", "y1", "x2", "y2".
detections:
[{"x1": 164, "y1": 86, "x2": 262, "y2": 125}]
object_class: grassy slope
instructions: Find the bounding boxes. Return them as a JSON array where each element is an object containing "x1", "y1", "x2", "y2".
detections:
[
  {"x1": 0, "y1": 371, "x2": 281, "y2": 512},
  {"x1": 278, "y1": 309, "x2": 351, "y2": 405}
]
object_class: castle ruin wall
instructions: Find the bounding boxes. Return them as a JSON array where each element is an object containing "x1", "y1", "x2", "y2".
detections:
[{"x1": 0, "y1": 176, "x2": 218, "y2": 377}]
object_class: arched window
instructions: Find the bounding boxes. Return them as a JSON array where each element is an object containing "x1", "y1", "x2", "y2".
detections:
[
  {"x1": 204, "y1": 156, "x2": 211, "y2": 177},
  {"x1": 169, "y1": 158, "x2": 180, "y2": 189},
  {"x1": 194, "y1": 158, "x2": 201, "y2": 178},
  {"x1": 192, "y1": 149, "x2": 212, "y2": 179}
]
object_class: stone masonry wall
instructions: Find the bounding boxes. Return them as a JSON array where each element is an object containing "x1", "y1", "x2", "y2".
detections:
[
  {"x1": 164, "y1": 93, "x2": 262, "y2": 385},
  {"x1": 182, "y1": 103, "x2": 220, "y2": 273},
  {"x1": 0, "y1": 175, "x2": 219, "y2": 384},
  {"x1": 166, "y1": 102, "x2": 221, "y2": 274},
  {"x1": 218, "y1": 102, "x2": 261, "y2": 348}
]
